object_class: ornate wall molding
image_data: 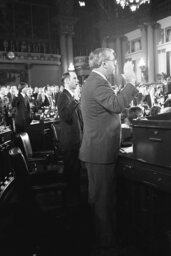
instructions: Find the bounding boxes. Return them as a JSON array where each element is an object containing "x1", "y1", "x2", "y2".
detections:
[{"x1": 0, "y1": 51, "x2": 61, "y2": 65}]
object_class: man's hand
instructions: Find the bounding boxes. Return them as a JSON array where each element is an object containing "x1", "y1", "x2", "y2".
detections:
[
  {"x1": 74, "y1": 85, "x2": 81, "y2": 101},
  {"x1": 123, "y1": 61, "x2": 136, "y2": 85}
]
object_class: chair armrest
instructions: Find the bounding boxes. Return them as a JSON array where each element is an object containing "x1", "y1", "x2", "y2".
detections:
[
  {"x1": 28, "y1": 170, "x2": 67, "y2": 185},
  {"x1": 28, "y1": 156, "x2": 47, "y2": 163},
  {"x1": 33, "y1": 150, "x2": 54, "y2": 156},
  {"x1": 33, "y1": 152, "x2": 53, "y2": 162}
]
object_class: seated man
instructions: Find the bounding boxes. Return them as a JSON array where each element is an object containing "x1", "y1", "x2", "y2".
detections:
[
  {"x1": 121, "y1": 106, "x2": 143, "y2": 147},
  {"x1": 128, "y1": 106, "x2": 144, "y2": 125},
  {"x1": 150, "y1": 105, "x2": 161, "y2": 116}
]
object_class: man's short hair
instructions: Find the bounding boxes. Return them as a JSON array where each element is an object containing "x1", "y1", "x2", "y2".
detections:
[
  {"x1": 61, "y1": 71, "x2": 76, "y2": 85},
  {"x1": 18, "y1": 82, "x2": 28, "y2": 92},
  {"x1": 61, "y1": 72, "x2": 70, "y2": 85},
  {"x1": 89, "y1": 48, "x2": 116, "y2": 69},
  {"x1": 128, "y1": 106, "x2": 143, "y2": 124},
  {"x1": 150, "y1": 105, "x2": 161, "y2": 116}
]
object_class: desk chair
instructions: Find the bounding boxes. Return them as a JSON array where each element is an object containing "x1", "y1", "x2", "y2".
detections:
[
  {"x1": 9, "y1": 147, "x2": 67, "y2": 215},
  {"x1": 14, "y1": 132, "x2": 51, "y2": 172},
  {"x1": 51, "y1": 123, "x2": 64, "y2": 163}
]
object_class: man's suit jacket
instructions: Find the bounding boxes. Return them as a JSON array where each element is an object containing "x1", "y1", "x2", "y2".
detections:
[
  {"x1": 58, "y1": 89, "x2": 82, "y2": 151},
  {"x1": 79, "y1": 72, "x2": 138, "y2": 164},
  {"x1": 37, "y1": 94, "x2": 50, "y2": 108},
  {"x1": 14, "y1": 93, "x2": 31, "y2": 128},
  {"x1": 54, "y1": 92, "x2": 60, "y2": 107}
]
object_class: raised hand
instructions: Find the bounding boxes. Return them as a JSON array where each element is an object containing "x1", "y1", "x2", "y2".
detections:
[{"x1": 123, "y1": 61, "x2": 136, "y2": 85}]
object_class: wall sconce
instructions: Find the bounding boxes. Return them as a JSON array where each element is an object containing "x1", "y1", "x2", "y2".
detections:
[
  {"x1": 139, "y1": 58, "x2": 147, "y2": 83},
  {"x1": 6, "y1": 51, "x2": 15, "y2": 60},
  {"x1": 68, "y1": 63, "x2": 75, "y2": 72}
]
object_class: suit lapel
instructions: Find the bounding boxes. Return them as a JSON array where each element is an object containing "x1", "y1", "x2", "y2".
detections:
[
  {"x1": 63, "y1": 89, "x2": 83, "y2": 132},
  {"x1": 63, "y1": 89, "x2": 73, "y2": 102},
  {"x1": 91, "y1": 72, "x2": 113, "y2": 89}
]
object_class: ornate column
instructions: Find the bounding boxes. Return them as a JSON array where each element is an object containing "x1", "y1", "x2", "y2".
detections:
[
  {"x1": 153, "y1": 23, "x2": 161, "y2": 80},
  {"x1": 54, "y1": 0, "x2": 77, "y2": 73},
  {"x1": 147, "y1": 23, "x2": 155, "y2": 83},
  {"x1": 59, "y1": 30, "x2": 68, "y2": 73},
  {"x1": 66, "y1": 22, "x2": 75, "y2": 68},
  {"x1": 67, "y1": 35, "x2": 73, "y2": 67},
  {"x1": 140, "y1": 24, "x2": 148, "y2": 67},
  {"x1": 58, "y1": 16, "x2": 77, "y2": 73},
  {"x1": 115, "y1": 37, "x2": 122, "y2": 85},
  {"x1": 121, "y1": 36, "x2": 128, "y2": 66}
]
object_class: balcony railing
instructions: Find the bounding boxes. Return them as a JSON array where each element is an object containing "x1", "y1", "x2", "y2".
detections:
[{"x1": 0, "y1": 51, "x2": 61, "y2": 65}]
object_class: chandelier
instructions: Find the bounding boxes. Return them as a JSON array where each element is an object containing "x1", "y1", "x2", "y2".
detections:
[{"x1": 116, "y1": 0, "x2": 150, "y2": 12}]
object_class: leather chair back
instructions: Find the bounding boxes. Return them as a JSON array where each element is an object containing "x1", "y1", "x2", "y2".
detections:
[
  {"x1": 51, "y1": 123, "x2": 60, "y2": 142},
  {"x1": 9, "y1": 147, "x2": 29, "y2": 176},
  {"x1": 17, "y1": 132, "x2": 33, "y2": 159},
  {"x1": 51, "y1": 123, "x2": 64, "y2": 161}
]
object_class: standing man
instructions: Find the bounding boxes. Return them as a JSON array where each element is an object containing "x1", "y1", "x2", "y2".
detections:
[
  {"x1": 58, "y1": 71, "x2": 83, "y2": 205},
  {"x1": 14, "y1": 83, "x2": 32, "y2": 134},
  {"x1": 79, "y1": 48, "x2": 138, "y2": 251}
]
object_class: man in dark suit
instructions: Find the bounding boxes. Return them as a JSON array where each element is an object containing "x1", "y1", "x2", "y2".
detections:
[
  {"x1": 79, "y1": 48, "x2": 138, "y2": 251},
  {"x1": 14, "y1": 83, "x2": 32, "y2": 134},
  {"x1": 58, "y1": 71, "x2": 83, "y2": 205}
]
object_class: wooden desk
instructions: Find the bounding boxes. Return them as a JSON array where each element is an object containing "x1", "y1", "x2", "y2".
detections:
[
  {"x1": 117, "y1": 155, "x2": 171, "y2": 255},
  {"x1": 27, "y1": 119, "x2": 60, "y2": 151},
  {"x1": 0, "y1": 130, "x2": 14, "y2": 202}
]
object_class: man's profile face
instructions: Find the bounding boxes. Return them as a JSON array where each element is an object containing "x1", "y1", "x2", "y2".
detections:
[
  {"x1": 55, "y1": 86, "x2": 60, "y2": 93},
  {"x1": 68, "y1": 72, "x2": 78, "y2": 91},
  {"x1": 105, "y1": 53, "x2": 117, "y2": 73}
]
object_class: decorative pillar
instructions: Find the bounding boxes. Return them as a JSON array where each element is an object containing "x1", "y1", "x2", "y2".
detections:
[
  {"x1": 67, "y1": 35, "x2": 73, "y2": 67},
  {"x1": 121, "y1": 36, "x2": 128, "y2": 67},
  {"x1": 60, "y1": 33, "x2": 68, "y2": 73},
  {"x1": 57, "y1": 16, "x2": 77, "y2": 73},
  {"x1": 140, "y1": 24, "x2": 148, "y2": 67},
  {"x1": 67, "y1": 23, "x2": 75, "y2": 68},
  {"x1": 115, "y1": 37, "x2": 122, "y2": 85},
  {"x1": 147, "y1": 23, "x2": 155, "y2": 83},
  {"x1": 153, "y1": 23, "x2": 161, "y2": 81}
]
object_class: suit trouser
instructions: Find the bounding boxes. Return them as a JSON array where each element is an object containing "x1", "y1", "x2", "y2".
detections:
[
  {"x1": 63, "y1": 149, "x2": 81, "y2": 204},
  {"x1": 85, "y1": 162, "x2": 117, "y2": 247},
  {"x1": 15, "y1": 124, "x2": 27, "y2": 134}
]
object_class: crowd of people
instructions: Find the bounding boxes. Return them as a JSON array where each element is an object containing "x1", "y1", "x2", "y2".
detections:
[
  {"x1": 0, "y1": 68, "x2": 171, "y2": 133},
  {"x1": 0, "y1": 82, "x2": 82, "y2": 133}
]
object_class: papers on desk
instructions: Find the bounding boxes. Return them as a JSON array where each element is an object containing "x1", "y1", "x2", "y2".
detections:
[
  {"x1": 30, "y1": 120, "x2": 40, "y2": 125},
  {"x1": 120, "y1": 145, "x2": 133, "y2": 156}
]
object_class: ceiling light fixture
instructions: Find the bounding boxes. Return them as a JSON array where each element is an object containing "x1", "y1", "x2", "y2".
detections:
[
  {"x1": 116, "y1": 0, "x2": 150, "y2": 12},
  {"x1": 79, "y1": 1, "x2": 86, "y2": 7}
]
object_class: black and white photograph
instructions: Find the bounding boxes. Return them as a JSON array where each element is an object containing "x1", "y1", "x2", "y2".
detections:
[{"x1": 0, "y1": 0, "x2": 171, "y2": 256}]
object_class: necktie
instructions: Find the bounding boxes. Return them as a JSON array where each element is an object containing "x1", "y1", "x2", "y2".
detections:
[
  {"x1": 75, "y1": 103, "x2": 83, "y2": 146},
  {"x1": 76, "y1": 105, "x2": 83, "y2": 131}
]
